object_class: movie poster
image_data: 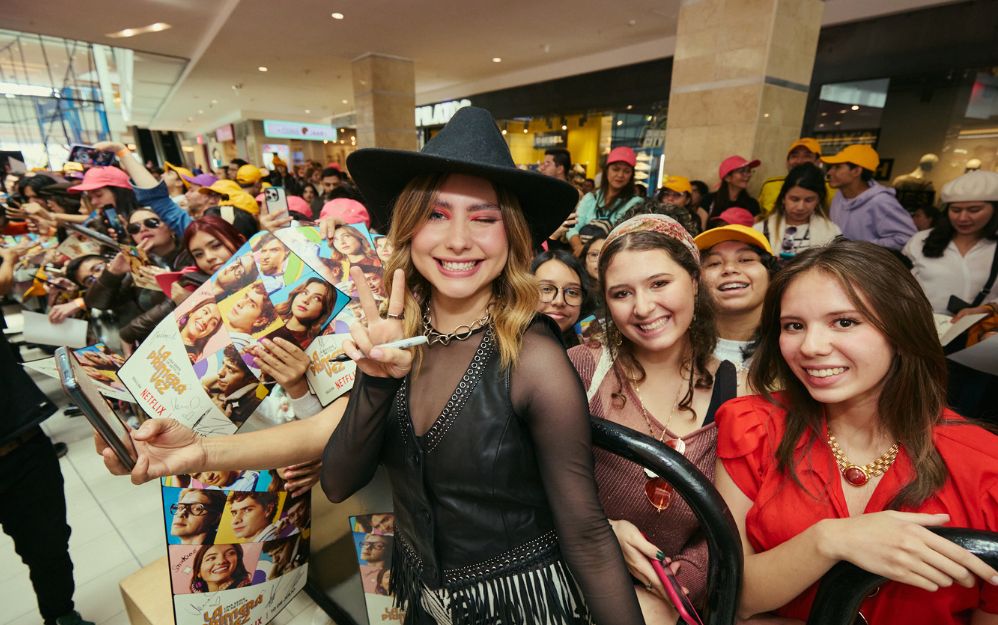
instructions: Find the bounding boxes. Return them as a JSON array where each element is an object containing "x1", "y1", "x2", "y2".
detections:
[
  {"x1": 161, "y1": 461, "x2": 312, "y2": 624},
  {"x1": 118, "y1": 229, "x2": 351, "y2": 433},
  {"x1": 350, "y1": 513, "x2": 404, "y2": 625},
  {"x1": 276, "y1": 224, "x2": 385, "y2": 406}
]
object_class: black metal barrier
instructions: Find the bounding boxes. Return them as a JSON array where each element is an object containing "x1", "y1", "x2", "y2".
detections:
[
  {"x1": 807, "y1": 528, "x2": 998, "y2": 625},
  {"x1": 590, "y1": 417, "x2": 743, "y2": 625}
]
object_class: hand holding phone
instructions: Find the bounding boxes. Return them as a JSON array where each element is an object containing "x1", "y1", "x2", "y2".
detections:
[{"x1": 649, "y1": 556, "x2": 704, "y2": 625}]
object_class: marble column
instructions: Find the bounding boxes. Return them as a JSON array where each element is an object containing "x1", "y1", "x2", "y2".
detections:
[
  {"x1": 663, "y1": 0, "x2": 823, "y2": 191},
  {"x1": 351, "y1": 54, "x2": 417, "y2": 150}
]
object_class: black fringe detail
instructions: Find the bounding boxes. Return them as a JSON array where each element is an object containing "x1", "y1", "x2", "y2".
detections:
[
  {"x1": 389, "y1": 533, "x2": 425, "y2": 624},
  {"x1": 389, "y1": 531, "x2": 593, "y2": 624}
]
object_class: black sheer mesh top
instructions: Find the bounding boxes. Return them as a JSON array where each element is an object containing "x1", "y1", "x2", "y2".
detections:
[{"x1": 322, "y1": 318, "x2": 643, "y2": 624}]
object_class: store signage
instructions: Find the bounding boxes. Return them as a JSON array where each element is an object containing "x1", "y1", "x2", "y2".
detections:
[
  {"x1": 533, "y1": 131, "x2": 567, "y2": 149},
  {"x1": 214, "y1": 124, "x2": 234, "y2": 142},
  {"x1": 415, "y1": 99, "x2": 471, "y2": 127},
  {"x1": 263, "y1": 119, "x2": 337, "y2": 141},
  {"x1": 642, "y1": 129, "x2": 666, "y2": 149}
]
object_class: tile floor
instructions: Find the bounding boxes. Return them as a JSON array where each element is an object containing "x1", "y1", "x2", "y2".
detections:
[{"x1": 2, "y1": 310, "x2": 335, "y2": 625}]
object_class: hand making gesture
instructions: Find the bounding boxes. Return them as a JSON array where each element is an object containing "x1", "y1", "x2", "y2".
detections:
[{"x1": 342, "y1": 266, "x2": 412, "y2": 379}]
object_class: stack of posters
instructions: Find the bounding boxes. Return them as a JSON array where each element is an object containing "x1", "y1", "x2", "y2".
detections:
[
  {"x1": 350, "y1": 514, "x2": 405, "y2": 624},
  {"x1": 164, "y1": 474, "x2": 310, "y2": 625},
  {"x1": 112, "y1": 224, "x2": 385, "y2": 625}
]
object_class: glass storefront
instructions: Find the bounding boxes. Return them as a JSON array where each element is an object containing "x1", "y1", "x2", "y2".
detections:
[{"x1": 810, "y1": 67, "x2": 998, "y2": 210}]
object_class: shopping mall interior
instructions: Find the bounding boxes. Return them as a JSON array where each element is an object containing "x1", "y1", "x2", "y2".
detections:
[{"x1": 1, "y1": 0, "x2": 997, "y2": 624}]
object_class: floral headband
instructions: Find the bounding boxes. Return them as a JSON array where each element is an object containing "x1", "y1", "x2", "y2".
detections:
[{"x1": 601, "y1": 214, "x2": 700, "y2": 264}]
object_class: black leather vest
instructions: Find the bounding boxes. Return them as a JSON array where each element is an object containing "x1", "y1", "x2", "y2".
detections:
[{"x1": 384, "y1": 327, "x2": 560, "y2": 590}]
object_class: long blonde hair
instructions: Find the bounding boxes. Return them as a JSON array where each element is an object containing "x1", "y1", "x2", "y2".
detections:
[{"x1": 383, "y1": 173, "x2": 538, "y2": 371}]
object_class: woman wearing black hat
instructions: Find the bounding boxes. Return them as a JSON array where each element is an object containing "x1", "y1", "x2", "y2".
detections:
[
  {"x1": 97, "y1": 108, "x2": 643, "y2": 624},
  {"x1": 324, "y1": 107, "x2": 642, "y2": 624}
]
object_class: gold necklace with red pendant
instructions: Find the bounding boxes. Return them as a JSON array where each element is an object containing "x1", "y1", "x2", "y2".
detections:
[
  {"x1": 632, "y1": 379, "x2": 689, "y2": 512},
  {"x1": 827, "y1": 433, "x2": 900, "y2": 487}
]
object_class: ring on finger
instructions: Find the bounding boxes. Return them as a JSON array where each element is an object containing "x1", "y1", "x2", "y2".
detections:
[{"x1": 386, "y1": 312, "x2": 403, "y2": 320}]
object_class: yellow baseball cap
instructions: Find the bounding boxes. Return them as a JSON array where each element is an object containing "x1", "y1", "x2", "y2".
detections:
[
  {"x1": 235, "y1": 164, "x2": 262, "y2": 186},
  {"x1": 222, "y1": 191, "x2": 260, "y2": 215},
  {"x1": 821, "y1": 144, "x2": 879, "y2": 172},
  {"x1": 198, "y1": 179, "x2": 243, "y2": 197},
  {"x1": 693, "y1": 224, "x2": 773, "y2": 255},
  {"x1": 164, "y1": 162, "x2": 194, "y2": 187},
  {"x1": 787, "y1": 138, "x2": 821, "y2": 157},
  {"x1": 661, "y1": 175, "x2": 692, "y2": 195}
]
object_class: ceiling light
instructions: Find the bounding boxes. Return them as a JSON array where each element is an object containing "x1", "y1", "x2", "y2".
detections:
[
  {"x1": 851, "y1": 105, "x2": 860, "y2": 110},
  {"x1": 341, "y1": 99, "x2": 348, "y2": 104},
  {"x1": 501, "y1": 129, "x2": 507, "y2": 135},
  {"x1": 821, "y1": 112, "x2": 828, "y2": 117},
  {"x1": 561, "y1": 124, "x2": 568, "y2": 131},
  {"x1": 834, "y1": 120, "x2": 842, "y2": 125},
  {"x1": 523, "y1": 126, "x2": 529, "y2": 133},
  {"x1": 626, "y1": 104, "x2": 633, "y2": 110},
  {"x1": 0, "y1": 81, "x2": 57, "y2": 98},
  {"x1": 331, "y1": 12, "x2": 344, "y2": 19},
  {"x1": 305, "y1": 109, "x2": 311, "y2": 113},
  {"x1": 492, "y1": 57, "x2": 502, "y2": 63},
  {"x1": 323, "y1": 139, "x2": 329, "y2": 144},
  {"x1": 763, "y1": 113, "x2": 770, "y2": 118},
  {"x1": 210, "y1": 99, "x2": 218, "y2": 105},
  {"x1": 839, "y1": 108, "x2": 847, "y2": 114},
  {"x1": 197, "y1": 109, "x2": 203, "y2": 114},
  {"x1": 106, "y1": 23, "x2": 172, "y2": 38},
  {"x1": 616, "y1": 120, "x2": 623, "y2": 126},
  {"x1": 258, "y1": 66, "x2": 268, "y2": 72}
]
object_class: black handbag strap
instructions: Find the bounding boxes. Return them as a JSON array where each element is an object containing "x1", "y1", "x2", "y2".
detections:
[{"x1": 971, "y1": 243, "x2": 998, "y2": 308}]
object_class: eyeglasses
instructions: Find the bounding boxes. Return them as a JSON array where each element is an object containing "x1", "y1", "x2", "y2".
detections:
[
  {"x1": 170, "y1": 502, "x2": 210, "y2": 516},
  {"x1": 644, "y1": 438, "x2": 686, "y2": 512},
  {"x1": 361, "y1": 541, "x2": 386, "y2": 550},
  {"x1": 538, "y1": 283, "x2": 583, "y2": 306},
  {"x1": 126, "y1": 217, "x2": 162, "y2": 235}
]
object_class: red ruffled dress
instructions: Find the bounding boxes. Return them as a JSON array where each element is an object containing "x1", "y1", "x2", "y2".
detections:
[{"x1": 716, "y1": 394, "x2": 998, "y2": 624}]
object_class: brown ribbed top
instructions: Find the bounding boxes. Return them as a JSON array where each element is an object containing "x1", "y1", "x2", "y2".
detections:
[{"x1": 568, "y1": 343, "x2": 726, "y2": 606}]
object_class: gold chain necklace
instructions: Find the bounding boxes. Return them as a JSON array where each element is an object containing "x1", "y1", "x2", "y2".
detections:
[
  {"x1": 827, "y1": 433, "x2": 899, "y2": 487},
  {"x1": 632, "y1": 380, "x2": 688, "y2": 455}
]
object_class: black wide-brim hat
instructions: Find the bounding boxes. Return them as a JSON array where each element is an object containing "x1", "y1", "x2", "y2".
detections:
[{"x1": 347, "y1": 106, "x2": 578, "y2": 246}]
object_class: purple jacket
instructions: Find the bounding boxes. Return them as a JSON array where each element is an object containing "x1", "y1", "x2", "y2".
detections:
[{"x1": 829, "y1": 182, "x2": 915, "y2": 250}]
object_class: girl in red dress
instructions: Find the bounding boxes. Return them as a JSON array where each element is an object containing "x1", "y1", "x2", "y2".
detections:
[{"x1": 715, "y1": 240, "x2": 998, "y2": 624}]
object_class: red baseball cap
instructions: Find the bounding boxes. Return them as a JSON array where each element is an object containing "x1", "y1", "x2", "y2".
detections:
[
  {"x1": 606, "y1": 146, "x2": 637, "y2": 168},
  {"x1": 320, "y1": 198, "x2": 370, "y2": 227},
  {"x1": 68, "y1": 166, "x2": 133, "y2": 193},
  {"x1": 718, "y1": 155, "x2": 761, "y2": 181}
]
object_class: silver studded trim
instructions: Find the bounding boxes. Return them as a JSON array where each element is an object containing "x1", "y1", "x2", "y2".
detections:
[
  {"x1": 443, "y1": 530, "x2": 560, "y2": 586},
  {"x1": 420, "y1": 327, "x2": 497, "y2": 454}
]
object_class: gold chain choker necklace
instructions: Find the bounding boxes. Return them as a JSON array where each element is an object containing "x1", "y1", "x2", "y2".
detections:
[{"x1": 827, "y1": 433, "x2": 899, "y2": 487}]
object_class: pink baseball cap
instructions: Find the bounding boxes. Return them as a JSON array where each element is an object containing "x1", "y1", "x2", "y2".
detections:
[
  {"x1": 718, "y1": 155, "x2": 761, "y2": 181},
  {"x1": 287, "y1": 196, "x2": 312, "y2": 218},
  {"x1": 320, "y1": 198, "x2": 370, "y2": 227},
  {"x1": 714, "y1": 207, "x2": 755, "y2": 227},
  {"x1": 253, "y1": 193, "x2": 314, "y2": 219},
  {"x1": 606, "y1": 146, "x2": 637, "y2": 168},
  {"x1": 68, "y1": 166, "x2": 133, "y2": 193}
]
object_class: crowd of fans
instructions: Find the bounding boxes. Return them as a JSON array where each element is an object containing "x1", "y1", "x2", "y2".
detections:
[{"x1": 3, "y1": 112, "x2": 998, "y2": 625}]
